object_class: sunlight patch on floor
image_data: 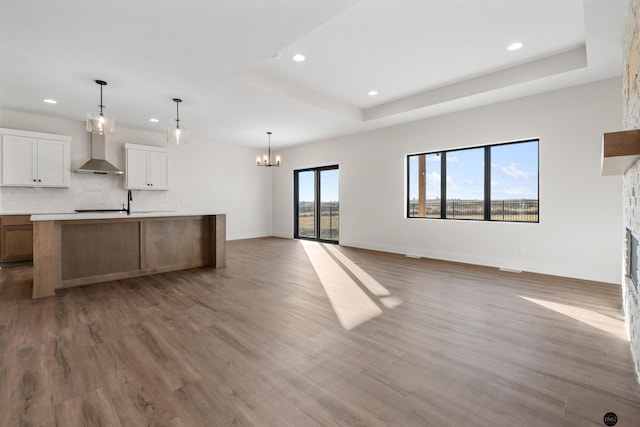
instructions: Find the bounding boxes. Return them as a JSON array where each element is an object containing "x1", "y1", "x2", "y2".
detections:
[
  {"x1": 302, "y1": 241, "x2": 381, "y2": 329},
  {"x1": 380, "y1": 296, "x2": 403, "y2": 309},
  {"x1": 324, "y1": 244, "x2": 390, "y2": 297},
  {"x1": 301, "y1": 241, "x2": 402, "y2": 330},
  {"x1": 520, "y1": 296, "x2": 629, "y2": 341}
]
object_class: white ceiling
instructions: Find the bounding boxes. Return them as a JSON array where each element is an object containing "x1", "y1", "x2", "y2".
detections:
[{"x1": 0, "y1": 0, "x2": 628, "y2": 149}]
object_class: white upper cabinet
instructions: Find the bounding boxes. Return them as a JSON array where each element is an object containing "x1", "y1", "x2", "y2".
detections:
[
  {"x1": 147, "y1": 151, "x2": 169, "y2": 189},
  {"x1": 125, "y1": 148, "x2": 149, "y2": 189},
  {"x1": 0, "y1": 128, "x2": 71, "y2": 187},
  {"x1": 124, "y1": 143, "x2": 169, "y2": 190}
]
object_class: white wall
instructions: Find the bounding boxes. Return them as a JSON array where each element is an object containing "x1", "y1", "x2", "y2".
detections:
[
  {"x1": 0, "y1": 110, "x2": 272, "y2": 240},
  {"x1": 273, "y1": 78, "x2": 623, "y2": 284}
]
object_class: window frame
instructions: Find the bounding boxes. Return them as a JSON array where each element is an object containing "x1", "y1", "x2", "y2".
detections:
[
  {"x1": 294, "y1": 164, "x2": 340, "y2": 243},
  {"x1": 406, "y1": 139, "x2": 539, "y2": 223}
]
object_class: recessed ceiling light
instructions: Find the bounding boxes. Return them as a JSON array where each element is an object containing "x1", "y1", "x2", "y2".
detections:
[
  {"x1": 292, "y1": 54, "x2": 306, "y2": 62},
  {"x1": 43, "y1": 98, "x2": 57, "y2": 104},
  {"x1": 368, "y1": 90, "x2": 378, "y2": 96},
  {"x1": 507, "y1": 42, "x2": 523, "y2": 51},
  {"x1": 149, "y1": 118, "x2": 159, "y2": 123}
]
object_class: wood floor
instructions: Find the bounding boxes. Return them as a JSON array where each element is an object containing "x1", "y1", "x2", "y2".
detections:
[{"x1": 1, "y1": 237, "x2": 639, "y2": 426}]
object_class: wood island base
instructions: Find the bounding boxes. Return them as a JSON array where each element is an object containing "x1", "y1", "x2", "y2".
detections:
[{"x1": 32, "y1": 214, "x2": 225, "y2": 298}]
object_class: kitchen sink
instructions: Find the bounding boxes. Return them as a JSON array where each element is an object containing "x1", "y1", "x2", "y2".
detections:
[{"x1": 74, "y1": 209, "x2": 126, "y2": 213}]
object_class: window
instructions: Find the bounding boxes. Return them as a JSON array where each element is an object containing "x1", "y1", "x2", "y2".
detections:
[
  {"x1": 407, "y1": 139, "x2": 538, "y2": 222},
  {"x1": 446, "y1": 147, "x2": 484, "y2": 220}
]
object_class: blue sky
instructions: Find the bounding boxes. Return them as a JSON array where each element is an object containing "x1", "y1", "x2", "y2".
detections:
[
  {"x1": 409, "y1": 140, "x2": 538, "y2": 200},
  {"x1": 298, "y1": 169, "x2": 339, "y2": 202}
]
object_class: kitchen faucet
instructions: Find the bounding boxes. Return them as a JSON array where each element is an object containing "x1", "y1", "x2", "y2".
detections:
[{"x1": 125, "y1": 189, "x2": 132, "y2": 215}]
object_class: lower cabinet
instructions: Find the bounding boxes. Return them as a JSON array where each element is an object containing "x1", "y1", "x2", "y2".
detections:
[{"x1": 0, "y1": 215, "x2": 33, "y2": 261}]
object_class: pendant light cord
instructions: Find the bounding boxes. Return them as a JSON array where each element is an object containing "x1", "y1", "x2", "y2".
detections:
[
  {"x1": 173, "y1": 98, "x2": 182, "y2": 129},
  {"x1": 96, "y1": 80, "x2": 107, "y2": 116}
]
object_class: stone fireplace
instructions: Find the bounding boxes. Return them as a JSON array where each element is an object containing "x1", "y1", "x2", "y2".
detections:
[
  {"x1": 623, "y1": 182, "x2": 640, "y2": 384},
  {"x1": 622, "y1": 0, "x2": 640, "y2": 384}
]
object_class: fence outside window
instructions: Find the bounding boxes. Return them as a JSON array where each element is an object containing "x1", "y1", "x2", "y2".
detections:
[{"x1": 408, "y1": 199, "x2": 538, "y2": 222}]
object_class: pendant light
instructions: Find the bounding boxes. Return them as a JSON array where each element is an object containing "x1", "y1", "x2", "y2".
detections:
[
  {"x1": 167, "y1": 98, "x2": 188, "y2": 145},
  {"x1": 256, "y1": 132, "x2": 281, "y2": 167},
  {"x1": 86, "y1": 80, "x2": 115, "y2": 135}
]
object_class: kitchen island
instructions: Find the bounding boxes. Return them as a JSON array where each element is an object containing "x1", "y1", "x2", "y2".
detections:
[{"x1": 30, "y1": 212, "x2": 225, "y2": 298}]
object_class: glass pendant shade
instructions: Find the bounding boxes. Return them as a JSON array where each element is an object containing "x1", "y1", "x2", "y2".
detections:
[
  {"x1": 168, "y1": 98, "x2": 188, "y2": 144},
  {"x1": 87, "y1": 80, "x2": 115, "y2": 135},
  {"x1": 167, "y1": 125, "x2": 188, "y2": 145},
  {"x1": 86, "y1": 112, "x2": 115, "y2": 135}
]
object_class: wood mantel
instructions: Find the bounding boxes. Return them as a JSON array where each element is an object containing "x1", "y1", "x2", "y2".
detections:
[
  {"x1": 31, "y1": 213, "x2": 225, "y2": 298},
  {"x1": 602, "y1": 129, "x2": 640, "y2": 175}
]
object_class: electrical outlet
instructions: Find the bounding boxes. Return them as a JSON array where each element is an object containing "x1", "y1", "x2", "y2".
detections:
[{"x1": 519, "y1": 247, "x2": 527, "y2": 256}]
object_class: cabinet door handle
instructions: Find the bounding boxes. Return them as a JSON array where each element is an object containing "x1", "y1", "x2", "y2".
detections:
[
  {"x1": 38, "y1": 179, "x2": 41, "y2": 182},
  {"x1": 33, "y1": 179, "x2": 36, "y2": 182}
]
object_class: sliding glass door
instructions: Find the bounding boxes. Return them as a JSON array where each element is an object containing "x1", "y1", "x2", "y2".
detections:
[
  {"x1": 294, "y1": 165, "x2": 339, "y2": 242},
  {"x1": 296, "y1": 170, "x2": 316, "y2": 239}
]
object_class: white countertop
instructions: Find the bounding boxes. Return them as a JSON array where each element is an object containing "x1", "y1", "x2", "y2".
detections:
[
  {"x1": 1, "y1": 212, "x2": 73, "y2": 216},
  {"x1": 30, "y1": 211, "x2": 224, "y2": 221}
]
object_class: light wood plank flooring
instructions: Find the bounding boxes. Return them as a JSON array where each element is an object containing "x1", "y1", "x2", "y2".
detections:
[{"x1": 1, "y1": 237, "x2": 639, "y2": 426}]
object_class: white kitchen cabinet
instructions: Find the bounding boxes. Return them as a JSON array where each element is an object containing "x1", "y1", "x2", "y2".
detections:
[
  {"x1": 124, "y1": 143, "x2": 169, "y2": 190},
  {"x1": 0, "y1": 128, "x2": 71, "y2": 187}
]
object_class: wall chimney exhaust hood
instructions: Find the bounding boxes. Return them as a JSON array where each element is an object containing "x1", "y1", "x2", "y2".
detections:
[{"x1": 75, "y1": 133, "x2": 123, "y2": 175}]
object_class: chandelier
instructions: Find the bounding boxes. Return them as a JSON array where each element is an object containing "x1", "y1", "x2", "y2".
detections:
[{"x1": 256, "y1": 132, "x2": 280, "y2": 167}]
